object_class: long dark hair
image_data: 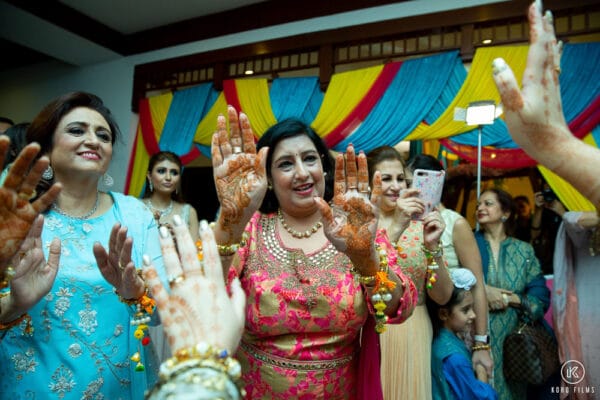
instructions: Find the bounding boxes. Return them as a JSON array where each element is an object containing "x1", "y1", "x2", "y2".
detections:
[
  {"x1": 27, "y1": 92, "x2": 120, "y2": 198},
  {"x1": 143, "y1": 151, "x2": 184, "y2": 202},
  {"x1": 256, "y1": 118, "x2": 334, "y2": 213},
  {"x1": 2, "y1": 122, "x2": 30, "y2": 168}
]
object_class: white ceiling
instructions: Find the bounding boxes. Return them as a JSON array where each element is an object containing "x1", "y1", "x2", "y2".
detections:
[{"x1": 59, "y1": 0, "x2": 267, "y2": 34}]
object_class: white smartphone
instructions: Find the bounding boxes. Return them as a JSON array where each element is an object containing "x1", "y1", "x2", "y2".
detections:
[{"x1": 411, "y1": 169, "x2": 445, "y2": 220}]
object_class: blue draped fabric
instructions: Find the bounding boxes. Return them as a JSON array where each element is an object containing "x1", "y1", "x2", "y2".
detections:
[
  {"x1": 334, "y1": 51, "x2": 461, "y2": 153},
  {"x1": 423, "y1": 56, "x2": 467, "y2": 123},
  {"x1": 450, "y1": 43, "x2": 600, "y2": 148},
  {"x1": 269, "y1": 77, "x2": 324, "y2": 123},
  {"x1": 158, "y1": 83, "x2": 219, "y2": 154}
]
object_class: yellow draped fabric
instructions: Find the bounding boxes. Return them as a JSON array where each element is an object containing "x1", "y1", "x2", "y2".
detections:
[
  {"x1": 194, "y1": 93, "x2": 228, "y2": 145},
  {"x1": 538, "y1": 133, "x2": 597, "y2": 212},
  {"x1": 128, "y1": 128, "x2": 151, "y2": 197},
  {"x1": 312, "y1": 65, "x2": 384, "y2": 137},
  {"x1": 406, "y1": 46, "x2": 529, "y2": 140},
  {"x1": 235, "y1": 79, "x2": 277, "y2": 138}
]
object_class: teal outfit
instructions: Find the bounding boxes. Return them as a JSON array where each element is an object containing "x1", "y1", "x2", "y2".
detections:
[
  {"x1": 0, "y1": 192, "x2": 166, "y2": 399},
  {"x1": 432, "y1": 328, "x2": 498, "y2": 400},
  {"x1": 475, "y1": 234, "x2": 549, "y2": 400}
]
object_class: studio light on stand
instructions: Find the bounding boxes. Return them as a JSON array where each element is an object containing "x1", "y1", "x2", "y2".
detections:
[{"x1": 455, "y1": 100, "x2": 500, "y2": 229}]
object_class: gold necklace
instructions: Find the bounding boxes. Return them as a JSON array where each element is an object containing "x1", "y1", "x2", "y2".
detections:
[{"x1": 277, "y1": 209, "x2": 323, "y2": 239}]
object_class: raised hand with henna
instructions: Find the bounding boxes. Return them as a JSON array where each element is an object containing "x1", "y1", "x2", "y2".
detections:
[
  {"x1": 492, "y1": 0, "x2": 600, "y2": 205},
  {"x1": 0, "y1": 215, "x2": 61, "y2": 322},
  {"x1": 142, "y1": 216, "x2": 246, "y2": 354},
  {"x1": 315, "y1": 144, "x2": 382, "y2": 276},
  {"x1": 211, "y1": 106, "x2": 269, "y2": 245},
  {"x1": 0, "y1": 137, "x2": 61, "y2": 272}
]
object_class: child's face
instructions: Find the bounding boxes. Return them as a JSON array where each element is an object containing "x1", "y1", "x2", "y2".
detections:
[{"x1": 443, "y1": 291, "x2": 476, "y2": 334}]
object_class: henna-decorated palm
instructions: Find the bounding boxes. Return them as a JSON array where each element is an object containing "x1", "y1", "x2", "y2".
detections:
[
  {"x1": 5, "y1": 215, "x2": 61, "y2": 319},
  {"x1": 315, "y1": 145, "x2": 383, "y2": 276},
  {"x1": 0, "y1": 138, "x2": 61, "y2": 271},
  {"x1": 143, "y1": 217, "x2": 246, "y2": 354},
  {"x1": 93, "y1": 223, "x2": 145, "y2": 300},
  {"x1": 211, "y1": 106, "x2": 269, "y2": 240},
  {"x1": 492, "y1": 0, "x2": 567, "y2": 167}
]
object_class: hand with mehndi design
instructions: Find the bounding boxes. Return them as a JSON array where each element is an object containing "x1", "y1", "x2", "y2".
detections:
[
  {"x1": 142, "y1": 216, "x2": 246, "y2": 354},
  {"x1": 93, "y1": 223, "x2": 146, "y2": 300},
  {"x1": 492, "y1": 0, "x2": 600, "y2": 205},
  {"x1": 315, "y1": 144, "x2": 382, "y2": 276},
  {"x1": 0, "y1": 215, "x2": 61, "y2": 322},
  {"x1": 0, "y1": 137, "x2": 61, "y2": 272},
  {"x1": 211, "y1": 106, "x2": 269, "y2": 243}
]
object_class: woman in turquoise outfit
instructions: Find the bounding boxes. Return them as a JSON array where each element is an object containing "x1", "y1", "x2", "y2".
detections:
[
  {"x1": 0, "y1": 92, "x2": 165, "y2": 399},
  {"x1": 474, "y1": 188, "x2": 550, "y2": 400}
]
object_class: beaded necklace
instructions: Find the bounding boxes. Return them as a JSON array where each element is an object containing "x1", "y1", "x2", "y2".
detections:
[
  {"x1": 277, "y1": 209, "x2": 323, "y2": 239},
  {"x1": 51, "y1": 192, "x2": 99, "y2": 220}
]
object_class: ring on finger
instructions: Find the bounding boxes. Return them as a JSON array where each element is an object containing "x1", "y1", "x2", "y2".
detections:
[
  {"x1": 18, "y1": 192, "x2": 34, "y2": 201},
  {"x1": 348, "y1": 185, "x2": 358, "y2": 190},
  {"x1": 168, "y1": 275, "x2": 185, "y2": 286},
  {"x1": 232, "y1": 146, "x2": 242, "y2": 154}
]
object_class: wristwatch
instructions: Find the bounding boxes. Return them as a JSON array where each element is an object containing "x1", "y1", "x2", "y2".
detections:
[{"x1": 473, "y1": 334, "x2": 490, "y2": 344}]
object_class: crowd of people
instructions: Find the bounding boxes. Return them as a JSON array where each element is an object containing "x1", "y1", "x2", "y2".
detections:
[{"x1": 1, "y1": 1, "x2": 598, "y2": 399}]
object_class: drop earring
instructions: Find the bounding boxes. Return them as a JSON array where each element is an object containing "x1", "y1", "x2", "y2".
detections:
[
  {"x1": 42, "y1": 166, "x2": 54, "y2": 180},
  {"x1": 148, "y1": 180, "x2": 154, "y2": 192},
  {"x1": 103, "y1": 173, "x2": 114, "y2": 187}
]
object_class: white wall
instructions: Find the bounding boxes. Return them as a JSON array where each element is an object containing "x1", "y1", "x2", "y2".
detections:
[{"x1": 0, "y1": 0, "x2": 507, "y2": 192}]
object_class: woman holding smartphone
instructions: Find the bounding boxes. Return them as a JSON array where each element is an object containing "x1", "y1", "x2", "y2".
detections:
[{"x1": 367, "y1": 146, "x2": 453, "y2": 400}]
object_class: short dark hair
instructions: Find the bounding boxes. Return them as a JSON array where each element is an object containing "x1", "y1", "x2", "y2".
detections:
[
  {"x1": 407, "y1": 153, "x2": 444, "y2": 172},
  {"x1": 366, "y1": 145, "x2": 406, "y2": 184},
  {"x1": 27, "y1": 92, "x2": 120, "y2": 198},
  {"x1": 256, "y1": 118, "x2": 334, "y2": 213}
]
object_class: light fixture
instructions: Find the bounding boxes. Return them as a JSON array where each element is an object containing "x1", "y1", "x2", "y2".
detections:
[
  {"x1": 465, "y1": 100, "x2": 496, "y2": 126},
  {"x1": 482, "y1": 39, "x2": 492, "y2": 45},
  {"x1": 244, "y1": 70, "x2": 254, "y2": 75}
]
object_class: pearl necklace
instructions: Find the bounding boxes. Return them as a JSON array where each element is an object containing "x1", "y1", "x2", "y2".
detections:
[
  {"x1": 277, "y1": 209, "x2": 323, "y2": 239},
  {"x1": 147, "y1": 199, "x2": 173, "y2": 218},
  {"x1": 52, "y1": 193, "x2": 99, "y2": 220}
]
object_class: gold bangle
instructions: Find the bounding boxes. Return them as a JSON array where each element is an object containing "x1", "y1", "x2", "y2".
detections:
[
  {"x1": 217, "y1": 233, "x2": 249, "y2": 256},
  {"x1": 472, "y1": 344, "x2": 491, "y2": 352},
  {"x1": 0, "y1": 312, "x2": 33, "y2": 333},
  {"x1": 421, "y1": 243, "x2": 443, "y2": 259},
  {"x1": 0, "y1": 265, "x2": 15, "y2": 290}
]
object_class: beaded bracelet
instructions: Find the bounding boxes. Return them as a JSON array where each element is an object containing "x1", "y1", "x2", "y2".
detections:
[
  {"x1": 472, "y1": 344, "x2": 491, "y2": 352},
  {"x1": 153, "y1": 343, "x2": 244, "y2": 397},
  {"x1": 216, "y1": 232, "x2": 249, "y2": 257}
]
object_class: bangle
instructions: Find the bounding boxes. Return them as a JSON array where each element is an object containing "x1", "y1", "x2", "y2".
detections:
[
  {"x1": 421, "y1": 243, "x2": 443, "y2": 259},
  {"x1": 472, "y1": 344, "x2": 491, "y2": 352},
  {"x1": 151, "y1": 343, "x2": 244, "y2": 397},
  {"x1": 0, "y1": 265, "x2": 15, "y2": 290},
  {"x1": 217, "y1": 233, "x2": 249, "y2": 256}
]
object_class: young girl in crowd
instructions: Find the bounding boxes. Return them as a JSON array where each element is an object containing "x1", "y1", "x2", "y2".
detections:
[{"x1": 428, "y1": 268, "x2": 498, "y2": 400}]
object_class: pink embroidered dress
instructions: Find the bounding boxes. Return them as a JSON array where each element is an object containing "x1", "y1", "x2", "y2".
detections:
[{"x1": 228, "y1": 212, "x2": 417, "y2": 399}]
